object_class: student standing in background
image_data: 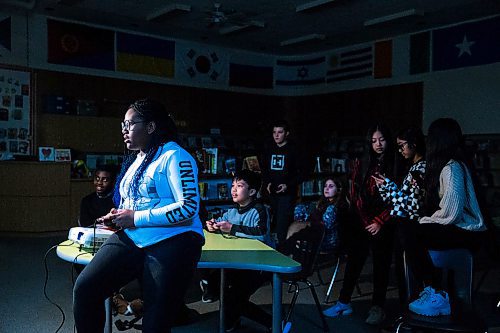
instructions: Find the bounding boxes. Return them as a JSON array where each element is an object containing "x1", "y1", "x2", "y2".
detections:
[
  {"x1": 323, "y1": 124, "x2": 395, "y2": 326},
  {"x1": 262, "y1": 120, "x2": 303, "y2": 246}
]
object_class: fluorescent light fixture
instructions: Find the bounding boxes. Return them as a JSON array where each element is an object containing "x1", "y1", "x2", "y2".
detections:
[
  {"x1": 219, "y1": 21, "x2": 265, "y2": 35},
  {"x1": 2, "y1": 0, "x2": 36, "y2": 9},
  {"x1": 280, "y1": 34, "x2": 325, "y2": 47},
  {"x1": 147, "y1": 4, "x2": 191, "y2": 21},
  {"x1": 296, "y1": 0, "x2": 336, "y2": 12},
  {"x1": 364, "y1": 9, "x2": 423, "y2": 27}
]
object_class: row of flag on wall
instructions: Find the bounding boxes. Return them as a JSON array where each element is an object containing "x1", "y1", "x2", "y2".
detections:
[{"x1": 30, "y1": 15, "x2": 500, "y2": 89}]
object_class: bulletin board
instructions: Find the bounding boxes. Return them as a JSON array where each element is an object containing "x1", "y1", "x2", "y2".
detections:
[{"x1": 0, "y1": 68, "x2": 31, "y2": 157}]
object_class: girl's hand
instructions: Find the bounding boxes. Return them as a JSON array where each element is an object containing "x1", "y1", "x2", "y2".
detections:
[
  {"x1": 276, "y1": 184, "x2": 287, "y2": 193},
  {"x1": 109, "y1": 209, "x2": 136, "y2": 229},
  {"x1": 371, "y1": 174, "x2": 385, "y2": 186},
  {"x1": 365, "y1": 222, "x2": 382, "y2": 235},
  {"x1": 98, "y1": 208, "x2": 118, "y2": 225}
]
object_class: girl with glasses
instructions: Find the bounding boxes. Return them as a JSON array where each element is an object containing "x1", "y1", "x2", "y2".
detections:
[
  {"x1": 73, "y1": 98, "x2": 204, "y2": 333},
  {"x1": 398, "y1": 118, "x2": 486, "y2": 317}
]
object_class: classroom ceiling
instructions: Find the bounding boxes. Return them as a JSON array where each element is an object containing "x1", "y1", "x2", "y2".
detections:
[{"x1": 4, "y1": 0, "x2": 500, "y2": 55}]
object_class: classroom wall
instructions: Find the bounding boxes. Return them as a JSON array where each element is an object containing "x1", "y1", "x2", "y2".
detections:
[
  {"x1": 423, "y1": 62, "x2": 500, "y2": 134},
  {"x1": 1, "y1": 10, "x2": 495, "y2": 135},
  {"x1": 1, "y1": 10, "x2": 498, "y2": 232},
  {"x1": 1, "y1": 11, "x2": 499, "y2": 137}
]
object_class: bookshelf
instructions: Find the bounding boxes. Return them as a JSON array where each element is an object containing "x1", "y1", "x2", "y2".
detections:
[
  {"x1": 299, "y1": 135, "x2": 366, "y2": 202},
  {"x1": 466, "y1": 134, "x2": 500, "y2": 227},
  {"x1": 179, "y1": 132, "x2": 262, "y2": 213}
]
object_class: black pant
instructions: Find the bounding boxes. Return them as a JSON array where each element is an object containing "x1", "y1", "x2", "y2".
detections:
[
  {"x1": 73, "y1": 231, "x2": 203, "y2": 333},
  {"x1": 270, "y1": 194, "x2": 294, "y2": 245},
  {"x1": 339, "y1": 223, "x2": 395, "y2": 307},
  {"x1": 398, "y1": 221, "x2": 484, "y2": 290},
  {"x1": 225, "y1": 269, "x2": 271, "y2": 328}
]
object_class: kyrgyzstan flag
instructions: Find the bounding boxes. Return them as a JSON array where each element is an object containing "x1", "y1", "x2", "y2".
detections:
[{"x1": 47, "y1": 19, "x2": 115, "y2": 70}]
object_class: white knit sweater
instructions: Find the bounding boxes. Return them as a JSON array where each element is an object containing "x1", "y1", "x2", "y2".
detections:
[{"x1": 419, "y1": 160, "x2": 486, "y2": 231}]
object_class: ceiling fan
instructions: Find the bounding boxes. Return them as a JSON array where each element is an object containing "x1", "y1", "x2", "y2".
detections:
[{"x1": 204, "y1": 3, "x2": 241, "y2": 26}]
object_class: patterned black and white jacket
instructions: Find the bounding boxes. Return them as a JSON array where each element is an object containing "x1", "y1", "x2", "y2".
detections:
[{"x1": 377, "y1": 160, "x2": 426, "y2": 221}]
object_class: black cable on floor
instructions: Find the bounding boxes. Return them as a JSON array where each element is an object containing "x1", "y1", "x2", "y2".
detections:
[
  {"x1": 43, "y1": 245, "x2": 66, "y2": 333},
  {"x1": 43, "y1": 242, "x2": 83, "y2": 333}
]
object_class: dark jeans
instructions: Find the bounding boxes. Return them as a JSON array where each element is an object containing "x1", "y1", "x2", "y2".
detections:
[
  {"x1": 339, "y1": 222, "x2": 395, "y2": 307},
  {"x1": 398, "y1": 221, "x2": 484, "y2": 290},
  {"x1": 224, "y1": 269, "x2": 272, "y2": 328},
  {"x1": 73, "y1": 230, "x2": 203, "y2": 333},
  {"x1": 270, "y1": 194, "x2": 294, "y2": 245},
  {"x1": 199, "y1": 268, "x2": 271, "y2": 327}
]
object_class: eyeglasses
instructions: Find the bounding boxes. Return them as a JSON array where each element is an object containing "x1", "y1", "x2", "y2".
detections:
[
  {"x1": 121, "y1": 120, "x2": 146, "y2": 131},
  {"x1": 398, "y1": 142, "x2": 409, "y2": 151}
]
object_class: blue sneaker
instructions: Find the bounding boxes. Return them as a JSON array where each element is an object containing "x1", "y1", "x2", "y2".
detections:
[
  {"x1": 323, "y1": 301, "x2": 353, "y2": 317},
  {"x1": 408, "y1": 286, "x2": 451, "y2": 316}
]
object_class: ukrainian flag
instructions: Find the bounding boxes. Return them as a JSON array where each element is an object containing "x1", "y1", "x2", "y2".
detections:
[{"x1": 116, "y1": 32, "x2": 175, "y2": 78}]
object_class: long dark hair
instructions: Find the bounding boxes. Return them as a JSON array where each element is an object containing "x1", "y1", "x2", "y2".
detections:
[
  {"x1": 366, "y1": 123, "x2": 395, "y2": 178},
  {"x1": 113, "y1": 98, "x2": 178, "y2": 207},
  {"x1": 424, "y1": 118, "x2": 467, "y2": 213},
  {"x1": 316, "y1": 177, "x2": 347, "y2": 212}
]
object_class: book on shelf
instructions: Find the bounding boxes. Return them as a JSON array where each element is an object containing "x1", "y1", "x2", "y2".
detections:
[
  {"x1": 199, "y1": 182, "x2": 209, "y2": 200},
  {"x1": 204, "y1": 147, "x2": 218, "y2": 174},
  {"x1": 217, "y1": 182, "x2": 229, "y2": 200},
  {"x1": 300, "y1": 179, "x2": 324, "y2": 196},
  {"x1": 331, "y1": 158, "x2": 347, "y2": 173},
  {"x1": 313, "y1": 156, "x2": 347, "y2": 173},
  {"x1": 242, "y1": 155, "x2": 261, "y2": 172},
  {"x1": 193, "y1": 148, "x2": 218, "y2": 174},
  {"x1": 201, "y1": 136, "x2": 213, "y2": 148},
  {"x1": 187, "y1": 136, "x2": 197, "y2": 148},
  {"x1": 224, "y1": 156, "x2": 237, "y2": 175}
]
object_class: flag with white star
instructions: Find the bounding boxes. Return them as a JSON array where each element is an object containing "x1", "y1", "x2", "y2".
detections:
[
  {"x1": 432, "y1": 16, "x2": 500, "y2": 71},
  {"x1": 275, "y1": 56, "x2": 325, "y2": 86}
]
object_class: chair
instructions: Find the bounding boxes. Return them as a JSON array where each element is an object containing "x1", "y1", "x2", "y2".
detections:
[
  {"x1": 394, "y1": 249, "x2": 486, "y2": 333},
  {"x1": 318, "y1": 252, "x2": 363, "y2": 304},
  {"x1": 281, "y1": 223, "x2": 330, "y2": 332}
]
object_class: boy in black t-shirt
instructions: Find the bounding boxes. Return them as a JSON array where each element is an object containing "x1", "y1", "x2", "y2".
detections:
[
  {"x1": 79, "y1": 165, "x2": 116, "y2": 227},
  {"x1": 262, "y1": 120, "x2": 302, "y2": 246}
]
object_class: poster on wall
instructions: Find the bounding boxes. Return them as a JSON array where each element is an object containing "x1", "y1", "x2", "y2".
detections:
[{"x1": 0, "y1": 68, "x2": 30, "y2": 158}]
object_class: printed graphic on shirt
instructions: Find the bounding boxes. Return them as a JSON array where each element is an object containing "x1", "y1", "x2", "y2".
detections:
[
  {"x1": 271, "y1": 154, "x2": 285, "y2": 171},
  {"x1": 165, "y1": 160, "x2": 198, "y2": 224},
  {"x1": 134, "y1": 175, "x2": 160, "y2": 210}
]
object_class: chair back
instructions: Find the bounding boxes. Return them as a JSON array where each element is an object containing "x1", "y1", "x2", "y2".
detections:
[
  {"x1": 404, "y1": 248, "x2": 473, "y2": 305},
  {"x1": 283, "y1": 223, "x2": 325, "y2": 280}
]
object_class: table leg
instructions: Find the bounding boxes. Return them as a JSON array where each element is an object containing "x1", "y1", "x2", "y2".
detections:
[
  {"x1": 219, "y1": 268, "x2": 225, "y2": 333},
  {"x1": 104, "y1": 297, "x2": 112, "y2": 333},
  {"x1": 272, "y1": 273, "x2": 282, "y2": 333}
]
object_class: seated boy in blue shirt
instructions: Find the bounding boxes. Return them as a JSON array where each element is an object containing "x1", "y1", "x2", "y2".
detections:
[{"x1": 201, "y1": 169, "x2": 272, "y2": 331}]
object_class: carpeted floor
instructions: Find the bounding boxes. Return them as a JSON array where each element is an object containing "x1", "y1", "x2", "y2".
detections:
[{"x1": 1, "y1": 232, "x2": 499, "y2": 333}]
